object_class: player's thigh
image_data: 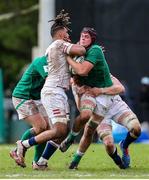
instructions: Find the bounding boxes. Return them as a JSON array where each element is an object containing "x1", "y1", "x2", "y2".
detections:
[
  {"x1": 35, "y1": 100, "x2": 51, "y2": 129},
  {"x1": 25, "y1": 112, "x2": 47, "y2": 130},
  {"x1": 79, "y1": 94, "x2": 96, "y2": 120},
  {"x1": 80, "y1": 94, "x2": 96, "y2": 112},
  {"x1": 105, "y1": 95, "x2": 133, "y2": 125},
  {"x1": 96, "y1": 119, "x2": 112, "y2": 141},
  {"x1": 52, "y1": 122, "x2": 68, "y2": 138}
]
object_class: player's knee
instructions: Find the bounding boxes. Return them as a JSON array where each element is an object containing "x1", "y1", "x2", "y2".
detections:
[
  {"x1": 98, "y1": 131, "x2": 113, "y2": 144},
  {"x1": 33, "y1": 125, "x2": 47, "y2": 134},
  {"x1": 80, "y1": 111, "x2": 92, "y2": 122},
  {"x1": 53, "y1": 126, "x2": 68, "y2": 139},
  {"x1": 125, "y1": 114, "x2": 141, "y2": 138},
  {"x1": 44, "y1": 118, "x2": 51, "y2": 130},
  {"x1": 105, "y1": 141, "x2": 115, "y2": 153},
  {"x1": 48, "y1": 117, "x2": 68, "y2": 138},
  {"x1": 103, "y1": 135, "x2": 114, "y2": 147},
  {"x1": 100, "y1": 134, "x2": 114, "y2": 154},
  {"x1": 129, "y1": 121, "x2": 141, "y2": 138}
]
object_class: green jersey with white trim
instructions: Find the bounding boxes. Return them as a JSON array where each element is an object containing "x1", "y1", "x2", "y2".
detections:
[
  {"x1": 77, "y1": 45, "x2": 112, "y2": 88},
  {"x1": 12, "y1": 56, "x2": 48, "y2": 100}
]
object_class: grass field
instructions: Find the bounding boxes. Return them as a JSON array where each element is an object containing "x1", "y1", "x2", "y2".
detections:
[{"x1": 0, "y1": 143, "x2": 149, "y2": 179}]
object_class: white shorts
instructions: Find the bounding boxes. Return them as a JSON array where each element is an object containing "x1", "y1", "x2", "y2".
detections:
[
  {"x1": 12, "y1": 97, "x2": 48, "y2": 120},
  {"x1": 34, "y1": 100, "x2": 49, "y2": 118},
  {"x1": 95, "y1": 94, "x2": 132, "y2": 122},
  {"x1": 72, "y1": 86, "x2": 132, "y2": 123},
  {"x1": 100, "y1": 118, "x2": 112, "y2": 126},
  {"x1": 41, "y1": 87, "x2": 70, "y2": 125}
]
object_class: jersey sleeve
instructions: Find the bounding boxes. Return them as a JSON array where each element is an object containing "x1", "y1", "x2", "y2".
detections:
[
  {"x1": 85, "y1": 46, "x2": 103, "y2": 65},
  {"x1": 62, "y1": 41, "x2": 73, "y2": 54}
]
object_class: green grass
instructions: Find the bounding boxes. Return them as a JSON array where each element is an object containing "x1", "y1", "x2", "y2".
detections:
[{"x1": 0, "y1": 143, "x2": 149, "y2": 179}]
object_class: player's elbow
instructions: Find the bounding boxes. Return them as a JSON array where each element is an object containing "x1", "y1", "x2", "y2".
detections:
[
  {"x1": 73, "y1": 47, "x2": 86, "y2": 56},
  {"x1": 115, "y1": 85, "x2": 125, "y2": 94},
  {"x1": 69, "y1": 45, "x2": 86, "y2": 56},
  {"x1": 120, "y1": 85, "x2": 125, "y2": 93}
]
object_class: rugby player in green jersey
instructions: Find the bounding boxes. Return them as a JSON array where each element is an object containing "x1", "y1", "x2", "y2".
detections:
[
  {"x1": 10, "y1": 55, "x2": 55, "y2": 168},
  {"x1": 60, "y1": 27, "x2": 141, "y2": 169},
  {"x1": 68, "y1": 75, "x2": 127, "y2": 169}
]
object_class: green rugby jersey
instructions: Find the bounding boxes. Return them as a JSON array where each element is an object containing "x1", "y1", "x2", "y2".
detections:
[
  {"x1": 78, "y1": 45, "x2": 113, "y2": 88},
  {"x1": 12, "y1": 56, "x2": 48, "y2": 100}
]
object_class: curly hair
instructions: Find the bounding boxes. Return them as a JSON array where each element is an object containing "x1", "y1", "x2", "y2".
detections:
[
  {"x1": 48, "y1": 9, "x2": 71, "y2": 37},
  {"x1": 81, "y1": 27, "x2": 97, "y2": 44}
]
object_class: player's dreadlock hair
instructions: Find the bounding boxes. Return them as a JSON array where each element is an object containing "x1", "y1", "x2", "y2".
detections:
[{"x1": 48, "y1": 9, "x2": 71, "y2": 37}]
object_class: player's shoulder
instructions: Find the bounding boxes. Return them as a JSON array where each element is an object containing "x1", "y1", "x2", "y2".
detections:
[
  {"x1": 54, "y1": 39, "x2": 72, "y2": 47},
  {"x1": 53, "y1": 39, "x2": 65, "y2": 45},
  {"x1": 90, "y1": 44, "x2": 102, "y2": 51},
  {"x1": 32, "y1": 56, "x2": 47, "y2": 66},
  {"x1": 88, "y1": 44, "x2": 103, "y2": 55},
  {"x1": 53, "y1": 39, "x2": 62, "y2": 44}
]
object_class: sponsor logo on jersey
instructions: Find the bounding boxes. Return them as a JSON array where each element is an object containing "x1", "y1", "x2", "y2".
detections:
[{"x1": 43, "y1": 65, "x2": 48, "y2": 73}]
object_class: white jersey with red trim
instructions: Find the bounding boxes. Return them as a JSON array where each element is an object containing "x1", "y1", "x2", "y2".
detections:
[{"x1": 44, "y1": 39, "x2": 73, "y2": 89}]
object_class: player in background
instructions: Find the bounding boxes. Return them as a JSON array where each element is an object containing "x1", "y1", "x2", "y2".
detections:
[{"x1": 10, "y1": 56, "x2": 53, "y2": 168}]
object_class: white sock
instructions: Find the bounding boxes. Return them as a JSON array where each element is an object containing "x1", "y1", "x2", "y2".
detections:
[
  {"x1": 22, "y1": 140, "x2": 30, "y2": 148},
  {"x1": 71, "y1": 130, "x2": 79, "y2": 136},
  {"x1": 77, "y1": 150, "x2": 84, "y2": 156},
  {"x1": 49, "y1": 140, "x2": 59, "y2": 148},
  {"x1": 38, "y1": 157, "x2": 48, "y2": 165}
]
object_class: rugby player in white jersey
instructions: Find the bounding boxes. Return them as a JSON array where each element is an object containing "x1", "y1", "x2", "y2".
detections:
[{"x1": 14, "y1": 10, "x2": 86, "y2": 168}]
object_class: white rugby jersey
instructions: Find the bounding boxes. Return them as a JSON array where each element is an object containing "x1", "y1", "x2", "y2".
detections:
[{"x1": 44, "y1": 39, "x2": 73, "y2": 89}]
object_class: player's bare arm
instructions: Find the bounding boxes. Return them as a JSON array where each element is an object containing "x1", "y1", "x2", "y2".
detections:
[
  {"x1": 69, "y1": 45, "x2": 86, "y2": 56},
  {"x1": 76, "y1": 75, "x2": 125, "y2": 97},
  {"x1": 66, "y1": 55, "x2": 93, "y2": 76}
]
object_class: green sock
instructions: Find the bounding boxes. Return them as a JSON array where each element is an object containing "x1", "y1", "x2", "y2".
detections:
[
  {"x1": 68, "y1": 131, "x2": 79, "y2": 142},
  {"x1": 72, "y1": 153, "x2": 83, "y2": 164},
  {"x1": 21, "y1": 128, "x2": 35, "y2": 140},
  {"x1": 33, "y1": 142, "x2": 47, "y2": 162}
]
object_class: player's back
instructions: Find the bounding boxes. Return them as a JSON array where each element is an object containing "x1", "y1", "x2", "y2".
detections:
[{"x1": 12, "y1": 56, "x2": 48, "y2": 100}]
